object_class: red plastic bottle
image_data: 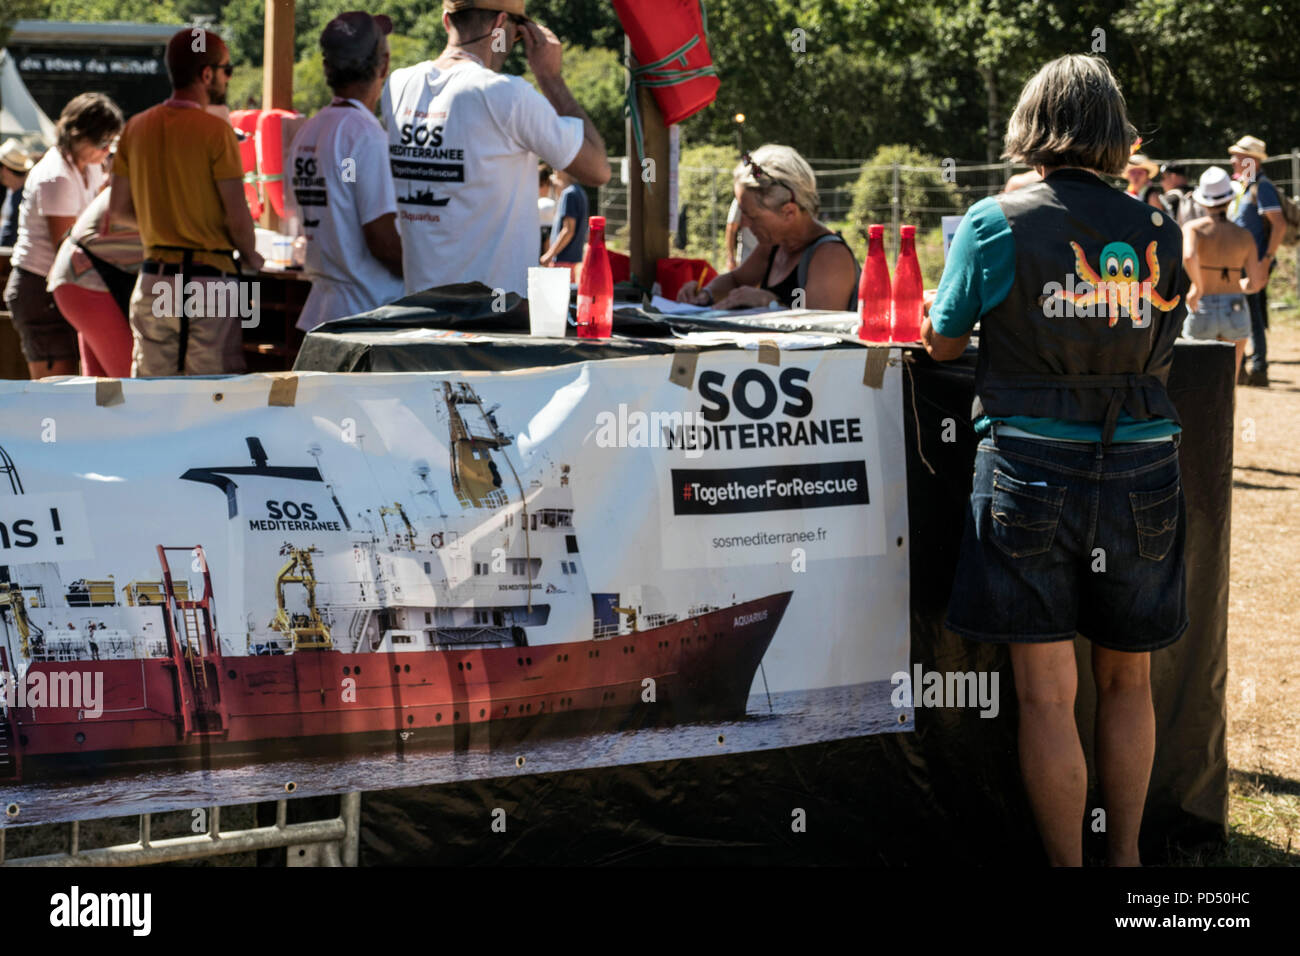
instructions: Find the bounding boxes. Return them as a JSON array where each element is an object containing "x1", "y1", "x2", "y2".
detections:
[
  {"x1": 891, "y1": 224, "x2": 923, "y2": 343},
  {"x1": 576, "y1": 215, "x2": 613, "y2": 339},
  {"x1": 858, "y1": 224, "x2": 891, "y2": 342}
]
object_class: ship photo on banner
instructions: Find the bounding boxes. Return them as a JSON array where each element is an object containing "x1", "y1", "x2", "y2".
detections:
[{"x1": 0, "y1": 349, "x2": 910, "y2": 826}]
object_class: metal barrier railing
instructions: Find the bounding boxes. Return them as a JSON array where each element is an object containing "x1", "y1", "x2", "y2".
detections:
[
  {"x1": 598, "y1": 152, "x2": 1300, "y2": 272},
  {"x1": 0, "y1": 792, "x2": 360, "y2": 867}
]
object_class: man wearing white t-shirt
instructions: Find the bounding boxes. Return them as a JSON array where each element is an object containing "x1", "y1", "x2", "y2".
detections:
[
  {"x1": 382, "y1": 0, "x2": 610, "y2": 297},
  {"x1": 289, "y1": 11, "x2": 405, "y2": 331}
]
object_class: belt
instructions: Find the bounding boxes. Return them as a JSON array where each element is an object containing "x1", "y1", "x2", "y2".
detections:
[
  {"x1": 141, "y1": 246, "x2": 242, "y2": 374},
  {"x1": 141, "y1": 260, "x2": 227, "y2": 277},
  {"x1": 995, "y1": 424, "x2": 1173, "y2": 444}
]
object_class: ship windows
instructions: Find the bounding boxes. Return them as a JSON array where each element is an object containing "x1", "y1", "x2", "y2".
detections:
[
  {"x1": 566, "y1": 534, "x2": 579, "y2": 554},
  {"x1": 424, "y1": 562, "x2": 431, "y2": 574},
  {"x1": 559, "y1": 560, "x2": 578, "y2": 575},
  {"x1": 424, "y1": 612, "x2": 432, "y2": 624},
  {"x1": 536, "y1": 509, "x2": 573, "y2": 529},
  {"x1": 506, "y1": 557, "x2": 542, "y2": 576}
]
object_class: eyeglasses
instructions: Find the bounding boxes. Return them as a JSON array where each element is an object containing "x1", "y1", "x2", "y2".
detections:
[
  {"x1": 211, "y1": 62, "x2": 234, "y2": 77},
  {"x1": 741, "y1": 152, "x2": 794, "y2": 205},
  {"x1": 508, "y1": 14, "x2": 526, "y2": 46}
]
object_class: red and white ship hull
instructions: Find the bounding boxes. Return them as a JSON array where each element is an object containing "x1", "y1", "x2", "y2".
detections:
[{"x1": 4, "y1": 592, "x2": 791, "y2": 779}]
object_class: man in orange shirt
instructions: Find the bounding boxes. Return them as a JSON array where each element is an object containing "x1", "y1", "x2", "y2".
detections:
[{"x1": 109, "y1": 28, "x2": 264, "y2": 376}]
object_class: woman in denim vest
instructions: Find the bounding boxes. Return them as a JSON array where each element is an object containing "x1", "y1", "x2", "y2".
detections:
[{"x1": 922, "y1": 55, "x2": 1190, "y2": 866}]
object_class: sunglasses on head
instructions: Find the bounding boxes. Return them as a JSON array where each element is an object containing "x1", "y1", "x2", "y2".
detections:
[{"x1": 741, "y1": 152, "x2": 794, "y2": 206}]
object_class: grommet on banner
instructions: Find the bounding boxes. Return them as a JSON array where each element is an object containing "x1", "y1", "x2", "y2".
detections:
[
  {"x1": 668, "y1": 350, "x2": 698, "y2": 389},
  {"x1": 515, "y1": 755, "x2": 526, "y2": 768},
  {"x1": 862, "y1": 347, "x2": 888, "y2": 389},
  {"x1": 757, "y1": 340, "x2": 780, "y2": 366},
  {"x1": 94, "y1": 379, "x2": 124, "y2": 407},
  {"x1": 267, "y1": 373, "x2": 298, "y2": 407}
]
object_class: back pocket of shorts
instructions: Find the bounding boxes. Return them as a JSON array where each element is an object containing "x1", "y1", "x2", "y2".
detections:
[
  {"x1": 990, "y1": 470, "x2": 1066, "y2": 558},
  {"x1": 1130, "y1": 479, "x2": 1180, "y2": 560}
]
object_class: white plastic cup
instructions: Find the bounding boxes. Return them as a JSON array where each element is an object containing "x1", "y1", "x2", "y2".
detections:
[{"x1": 528, "y1": 266, "x2": 570, "y2": 337}]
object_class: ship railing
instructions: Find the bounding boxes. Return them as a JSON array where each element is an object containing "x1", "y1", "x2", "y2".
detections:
[
  {"x1": 592, "y1": 621, "x2": 620, "y2": 640},
  {"x1": 0, "y1": 793, "x2": 361, "y2": 868}
]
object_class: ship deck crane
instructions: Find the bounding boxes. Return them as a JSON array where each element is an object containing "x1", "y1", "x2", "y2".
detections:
[{"x1": 269, "y1": 546, "x2": 333, "y2": 650}]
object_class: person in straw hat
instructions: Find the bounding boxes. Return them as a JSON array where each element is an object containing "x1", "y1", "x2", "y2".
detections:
[
  {"x1": 1180, "y1": 166, "x2": 1270, "y2": 379},
  {"x1": 1227, "y1": 134, "x2": 1283, "y2": 386},
  {"x1": 1125, "y1": 153, "x2": 1163, "y2": 209},
  {"x1": 0, "y1": 139, "x2": 36, "y2": 248}
]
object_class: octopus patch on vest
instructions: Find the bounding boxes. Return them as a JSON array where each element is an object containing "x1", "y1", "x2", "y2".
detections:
[{"x1": 1040, "y1": 240, "x2": 1180, "y2": 328}]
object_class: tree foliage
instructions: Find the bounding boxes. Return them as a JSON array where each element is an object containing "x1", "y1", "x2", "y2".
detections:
[
  {"x1": 848, "y1": 144, "x2": 962, "y2": 243},
  {"x1": 10, "y1": 0, "x2": 1300, "y2": 162}
]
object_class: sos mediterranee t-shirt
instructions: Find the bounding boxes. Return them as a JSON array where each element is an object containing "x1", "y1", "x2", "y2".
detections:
[
  {"x1": 382, "y1": 59, "x2": 584, "y2": 297},
  {"x1": 287, "y1": 98, "x2": 404, "y2": 331}
]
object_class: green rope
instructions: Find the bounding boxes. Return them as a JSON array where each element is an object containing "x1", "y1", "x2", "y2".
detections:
[{"x1": 624, "y1": 1, "x2": 718, "y2": 172}]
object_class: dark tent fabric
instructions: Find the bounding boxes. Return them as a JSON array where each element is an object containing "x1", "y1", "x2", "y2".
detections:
[{"x1": 294, "y1": 296, "x2": 1230, "y2": 864}]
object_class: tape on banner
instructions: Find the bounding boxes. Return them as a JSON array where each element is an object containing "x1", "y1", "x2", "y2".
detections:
[
  {"x1": 862, "y1": 348, "x2": 888, "y2": 389},
  {"x1": 757, "y1": 340, "x2": 780, "y2": 366},
  {"x1": 668, "y1": 351, "x2": 698, "y2": 389},
  {"x1": 95, "y1": 379, "x2": 124, "y2": 407},
  {"x1": 267, "y1": 373, "x2": 298, "y2": 406}
]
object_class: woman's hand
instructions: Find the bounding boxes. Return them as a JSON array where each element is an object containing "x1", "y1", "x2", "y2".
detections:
[
  {"x1": 677, "y1": 280, "x2": 712, "y2": 305},
  {"x1": 716, "y1": 285, "x2": 778, "y2": 310},
  {"x1": 922, "y1": 288, "x2": 938, "y2": 318},
  {"x1": 1185, "y1": 285, "x2": 1200, "y2": 314}
]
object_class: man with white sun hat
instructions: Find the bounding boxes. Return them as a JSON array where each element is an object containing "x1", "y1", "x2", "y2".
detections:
[{"x1": 1180, "y1": 166, "x2": 1270, "y2": 380}]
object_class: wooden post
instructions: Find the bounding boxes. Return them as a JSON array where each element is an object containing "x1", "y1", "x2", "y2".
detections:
[
  {"x1": 626, "y1": 40, "x2": 671, "y2": 292},
  {"x1": 261, "y1": 0, "x2": 295, "y2": 230}
]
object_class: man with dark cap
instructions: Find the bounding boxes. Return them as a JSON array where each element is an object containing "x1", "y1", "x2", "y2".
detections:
[
  {"x1": 288, "y1": 12, "x2": 404, "y2": 331},
  {"x1": 109, "y1": 28, "x2": 264, "y2": 376},
  {"x1": 382, "y1": 0, "x2": 610, "y2": 297}
]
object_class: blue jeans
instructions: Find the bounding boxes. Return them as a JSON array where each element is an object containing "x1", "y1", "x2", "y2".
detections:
[
  {"x1": 1246, "y1": 266, "x2": 1273, "y2": 373},
  {"x1": 946, "y1": 429, "x2": 1188, "y2": 652}
]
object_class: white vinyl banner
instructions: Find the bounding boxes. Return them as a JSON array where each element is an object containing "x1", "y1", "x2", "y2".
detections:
[{"x1": 0, "y1": 348, "x2": 911, "y2": 825}]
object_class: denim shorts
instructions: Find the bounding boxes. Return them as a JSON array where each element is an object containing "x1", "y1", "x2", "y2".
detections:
[
  {"x1": 1182, "y1": 293, "x2": 1250, "y2": 341},
  {"x1": 946, "y1": 429, "x2": 1189, "y2": 652}
]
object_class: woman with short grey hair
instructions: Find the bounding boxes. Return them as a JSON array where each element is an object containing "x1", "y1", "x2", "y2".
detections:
[
  {"x1": 923, "y1": 54, "x2": 1189, "y2": 867},
  {"x1": 678, "y1": 144, "x2": 858, "y2": 311}
]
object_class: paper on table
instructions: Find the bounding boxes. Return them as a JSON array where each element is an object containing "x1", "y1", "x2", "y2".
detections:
[
  {"x1": 671, "y1": 330, "x2": 842, "y2": 350},
  {"x1": 649, "y1": 295, "x2": 712, "y2": 314}
]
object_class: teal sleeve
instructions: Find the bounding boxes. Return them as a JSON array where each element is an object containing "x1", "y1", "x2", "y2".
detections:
[{"x1": 930, "y1": 197, "x2": 1015, "y2": 337}]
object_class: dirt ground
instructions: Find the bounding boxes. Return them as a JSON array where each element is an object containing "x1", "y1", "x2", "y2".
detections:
[{"x1": 1216, "y1": 317, "x2": 1300, "y2": 863}]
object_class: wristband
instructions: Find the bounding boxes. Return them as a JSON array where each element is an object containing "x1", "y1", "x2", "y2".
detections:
[{"x1": 701, "y1": 287, "x2": 714, "y2": 305}]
